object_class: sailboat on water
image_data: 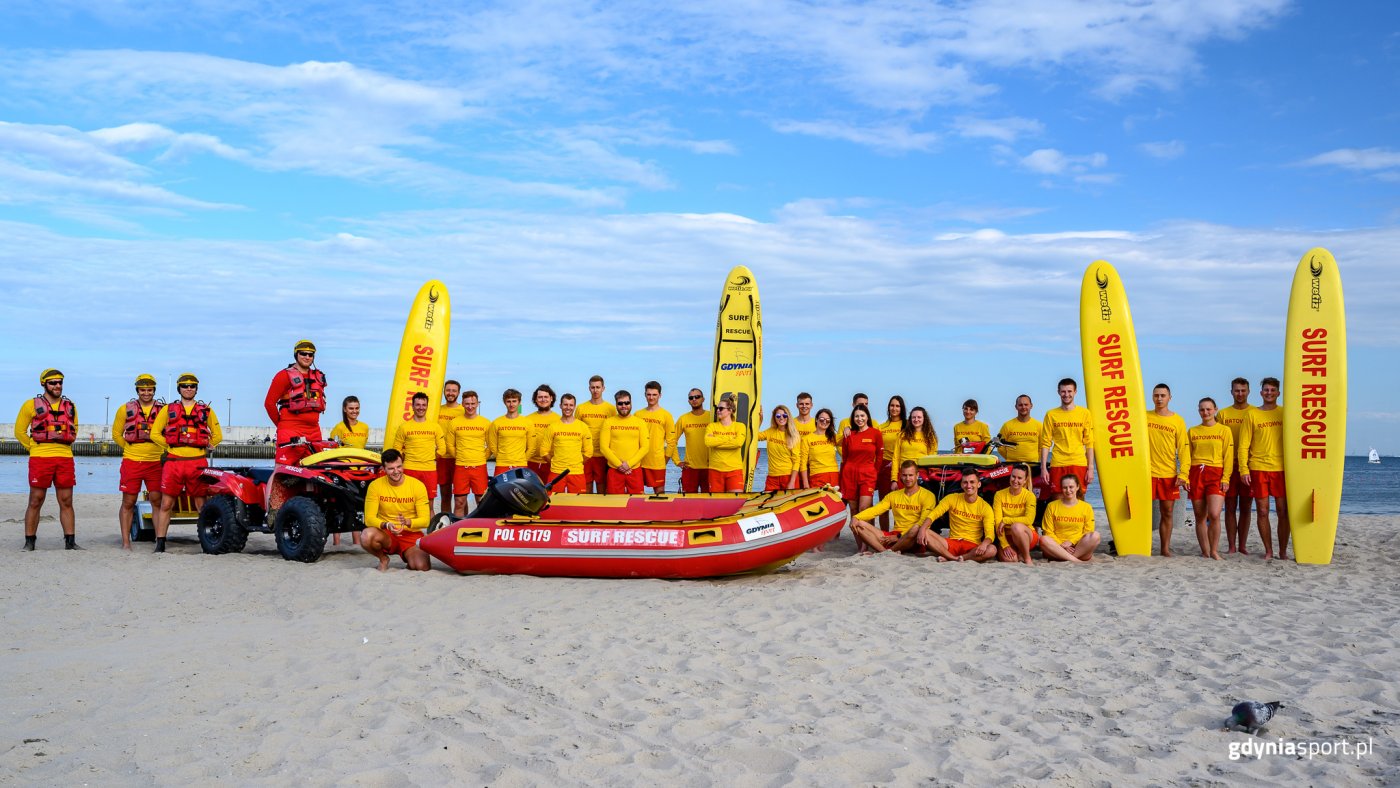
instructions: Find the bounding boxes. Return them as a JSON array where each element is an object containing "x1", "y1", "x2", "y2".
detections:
[{"x1": 1369, "y1": 448, "x2": 1381, "y2": 465}]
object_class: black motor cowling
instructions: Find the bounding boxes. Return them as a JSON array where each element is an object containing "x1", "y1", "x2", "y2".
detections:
[{"x1": 465, "y1": 468, "x2": 552, "y2": 520}]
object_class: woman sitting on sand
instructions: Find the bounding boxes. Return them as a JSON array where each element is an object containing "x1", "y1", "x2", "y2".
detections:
[{"x1": 1039, "y1": 473, "x2": 1100, "y2": 562}]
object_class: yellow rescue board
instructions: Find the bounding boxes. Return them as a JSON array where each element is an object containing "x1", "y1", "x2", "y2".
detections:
[
  {"x1": 711, "y1": 266, "x2": 763, "y2": 490},
  {"x1": 384, "y1": 281, "x2": 451, "y2": 447},
  {"x1": 1079, "y1": 261, "x2": 1152, "y2": 555},
  {"x1": 1284, "y1": 248, "x2": 1347, "y2": 565}
]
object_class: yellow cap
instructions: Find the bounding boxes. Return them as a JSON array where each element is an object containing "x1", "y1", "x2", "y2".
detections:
[
  {"x1": 294, "y1": 339, "x2": 317, "y2": 354},
  {"x1": 176, "y1": 373, "x2": 200, "y2": 386},
  {"x1": 135, "y1": 374, "x2": 157, "y2": 388},
  {"x1": 40, "y1": 368, "x2": 64, "y2": 383}
]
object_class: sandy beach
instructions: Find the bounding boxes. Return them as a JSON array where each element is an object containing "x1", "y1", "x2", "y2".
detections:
[{"x1": 1, "y1": 493, "x2": 1395, "y2": 785}]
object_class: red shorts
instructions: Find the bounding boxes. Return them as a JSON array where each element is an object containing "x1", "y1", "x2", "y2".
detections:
[
  {"x1": 809, "y1": 471, "x2": 840, "y2": 490},
  {"x1": 840, "y1": 465, "x2": 877, "y2": 498},
  {"x1": 641, "y1": 467, "x2": 666, "y2": 489},
  {"x1": 453, "y1": 464, "x2": 489, "y2": 497},
  {"x1": 527, "y1": 461, "x2": 550, "y2": 479},
  {"x1": 1001, "y1": 524, "x2": 1040, "y2": 550},
  {"x1": 876, "y1": 460, "x2": 894, "y2": 495},
  {"x1": 119, "y1": 458, "x2": 163, "y2": 494},
  {"x1": 1225, "y1": 468, "x2": 1252, "y2": 500},
  {"x1": 1151, "y1": 476, "x2": 1180, "y2": 501},
  {"x1": 947, "y1": 538, "x2": 982, "y2": 557},
  {"x1": 437, "y1": 457, "x2": 455, "y2": 491},
  {"x1": 680, "y1": 466, "x2": 709, "y2": 493},
  {"x1": 585, "y1": 456, "x2": 609, "y2": 488},
  {"x1": 708, "y1": 468, "x2": 745, "y2": 492},
  {"x1": 555, "y1": 472, "x2": 586, "y2": 494},
  {"x1": 607, "y1": 468, "x2": 645, "y2": 494},
  {"x1": 382, "y1": 529, "x2": 425, "y2": 557},
  {"x1": 405, "y1": 468, "x2": 437, "y2": 496},
  {"x1": 1189, "y1": 465, "x2": 1225, "y2": 500},
  {"x1": 1251, "y1": 469, "x2": 1285, "y2": 499},
  {"x1": 765, "y1": 473, "x2": 792, "y2": 491},
  {"x1": 28, "y1": 456, "x2": 76, "y2": 489},
  {"x1": 494, "y1": 465, "x2": 526, "y2": 475},
  {"x1": 1045, "y1": 465, "x2": 1090, "y2": 499},
  {"x1": 160, "y1": 457, "x2": 209, "y2": 497}
]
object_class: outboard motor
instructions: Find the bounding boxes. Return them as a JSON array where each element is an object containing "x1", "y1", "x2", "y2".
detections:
[{"x1": 465, "y1": 468, "x2": 552, "y2": 520}]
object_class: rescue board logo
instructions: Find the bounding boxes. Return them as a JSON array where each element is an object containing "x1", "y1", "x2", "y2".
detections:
[
  {"x1": 1096, "y1": 269, "x2": 1112, "y2": 322},
  {"x1": 1309, "y1": 257, "x2": 1323, "y2": 311},
  {"x1": 719, "y1": 362, "x2": 754, "y2": 371},
  {"x1": 738, "y1": 513, "x2": 782, "y2": 541},
  {"x1": 726, "y1": 275, "x2": 752, "y2": 291}
]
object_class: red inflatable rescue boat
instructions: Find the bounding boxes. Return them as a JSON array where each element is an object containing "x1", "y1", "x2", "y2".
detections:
[{"x1": 418, "y1": 469, "x2": 848, "y2": 579}]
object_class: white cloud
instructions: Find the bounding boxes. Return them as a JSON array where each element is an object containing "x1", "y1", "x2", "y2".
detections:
[
  {"x1": 1140, "y1": 140, "x2": 1186, "y2": 160},
  {"x1": 951, "y1": 116, "x2": 1044, "y2": 143},
  {"x1": 1299, "y1": 147, "x2": 1400, "y2": 173},
  {"x1": 768, "y1": 119, "x2": 939, "y2": 153},
  {"x1": 1020, "y1": 148, "x2": 1108, "y2": 176}
]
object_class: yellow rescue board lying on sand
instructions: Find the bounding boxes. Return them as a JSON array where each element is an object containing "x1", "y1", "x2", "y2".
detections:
[
  {"x1": 1284, "y1": 248, "x2": 1347, "y2": 565},
  {"x1": 711, "y1": 266, "x2": 763, "y2": 490},
  {"x1": 1079, "y1": 261, "x2": 1152, "y2": 556},
  {"x1": 384, "y1": 281, "x2": 451, "y2": 447}
]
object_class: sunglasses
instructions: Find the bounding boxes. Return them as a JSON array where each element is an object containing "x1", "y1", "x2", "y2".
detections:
[
  {"x1": 816, "y1": 417, "x2": 830, "y2": 423},
  {"x1": 774, "y1": 414, "x2": 788, "y2": 419},
  {"x1": 717, "y1": 405, "x2": 731, "y2": 411},
  {"x1": 179, "y1": 384, "x2": 198, "y2": 389},
  {"x1": 688, "y1": 394, "x2": 703, "y2": 400},
  {"x1": 616, "y1": 401, "x2": 631, "y2": 406}
]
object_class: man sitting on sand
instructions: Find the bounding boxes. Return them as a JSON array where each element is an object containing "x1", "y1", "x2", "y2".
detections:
[
  {"x1": 849, "y1": 460, "x2": 939, "y2": 553},
  {"x1": 361, "y1": 449, "x2": 432, "y2": 571},
  {"x1": 914, "y1": 469, "x2": 998, "y2": 562}
]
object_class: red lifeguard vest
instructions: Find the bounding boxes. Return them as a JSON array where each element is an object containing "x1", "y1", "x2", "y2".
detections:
[
  {"x1": 163, "y1": 400, "x2": 213, "y2": 448},
  {"x1": 30, "y1": 396, "x2": 77, "y2": 444},
  {"x1": 279, "y1": 365, "x2": 327, "y2": 414},
  {"x1": 122, "y1": 398, "x2": 164, "y2": 443}
]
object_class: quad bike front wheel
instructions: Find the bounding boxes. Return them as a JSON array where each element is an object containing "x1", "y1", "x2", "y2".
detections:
[
  {"x1": 199, "y1": 494, "x2": 250, "y2": 554},
  {"x1": 274, "y1": 496, "x2": 328, "y2": 563}
]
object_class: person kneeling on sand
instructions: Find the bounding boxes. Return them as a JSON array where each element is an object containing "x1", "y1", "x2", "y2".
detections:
[
  {"x1": 361, "y1": 449, "x2": 432, "y2": 571},
  {"x1": 850, "y1": 460, "x2": 939, "y2": 553},
  {"x1": 913, "y1": 469, "x2": 997, "y2": 562},
  {"x1": 1039, "y1": 473, "x2": 1100, "y2": 562}
]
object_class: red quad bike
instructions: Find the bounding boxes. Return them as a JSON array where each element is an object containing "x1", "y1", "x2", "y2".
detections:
[
  {"x1": 915, "y1": 435, "x2": 1050, "y2": 532},
  {"x1": 196, "y1": 439, "x2": 383, "y2": 562}
]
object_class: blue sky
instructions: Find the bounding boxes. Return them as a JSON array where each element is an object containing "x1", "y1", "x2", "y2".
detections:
[{"x1": 2, "y1": 1, "x2": 1397, "y2": 452}]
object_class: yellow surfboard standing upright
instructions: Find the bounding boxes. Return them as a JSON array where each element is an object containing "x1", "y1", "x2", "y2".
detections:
[
  {"x1": 384, "y1": 280, "x2": 451, "y2": 448},
  {"x1": 711, "y1": 266, "x2": 763, "y2": 491},
  {"x1": 1079, "y1": 261, "x2": 1152, "y2": 556},
  {"x1": 1284, "y1": 248, "x2": 1347, "y2": 565}
]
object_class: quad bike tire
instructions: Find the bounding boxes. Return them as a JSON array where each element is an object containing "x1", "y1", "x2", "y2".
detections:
[
  {"x1": 199, "y1": 494, "x2": 250, "y2": 554},
  {"x1": 275, "y1": 496, "x2": 328, "y2": 563}
]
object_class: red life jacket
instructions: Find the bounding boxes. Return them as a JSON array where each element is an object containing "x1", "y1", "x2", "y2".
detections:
[
  {"x1": 30, "y1": 396, "x2": 77, "y2": 444},
  {"x1": 163, "y1": 400, "x2": 213, "y2": 448},
  {"x1": 279, "y1": 365, "x2": 327, "y2": 414},
  {"x1": 122, "y1": 398, "x2": 165, "y2": 443}
]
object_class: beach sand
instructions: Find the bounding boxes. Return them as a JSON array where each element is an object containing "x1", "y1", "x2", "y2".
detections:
[{"x1": 1, "y1": 493, "x2": 1396, "y2": 785}]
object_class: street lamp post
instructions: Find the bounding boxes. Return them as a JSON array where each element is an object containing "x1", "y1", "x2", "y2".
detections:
[
  {"x1": 104, "y1": 396, "x2": 110, "y2": 441},
  {"x1": 226, "y1": 397, "x2": 232, "y2": 429}
]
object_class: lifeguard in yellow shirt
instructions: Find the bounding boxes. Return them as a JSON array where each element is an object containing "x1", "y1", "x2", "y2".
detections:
[
  {"x1": 792, "y1": 393, "x2": 817, "y2": 438},
  {"x1": 524, "y1": 384, "x2": 560, "y2": 479},
  {"x1": 952, "y1": 399, "x2": 992, "y2": 449},
  {"x1": 360, "y1": 449, "x2": 432, "y2": 571},
  {"x1": 917, "y1": 469, "x2": 996, "y2": 562},
  {"x1": 113, "y1": 373, "x2": 164, "y2": 550},
  {"x1": 449, "y1": 390, "x2": 492, "y2": 515},
  {"x1": 1239, "y1": 376, "x2": 1288, "y2": 560},
  {"x1": 672, "y1": 388, "x2": 712, "y2": 493},
  {"x1": 1039, "y1": 378, "x2": 1095, "y2": 499},
  {"x1": 601, "y1": 390, "x2": 650, "y2": 494},
  {"x1": 637, "y1": 381, "x2": 672, "y2": 494},
  {"x1": 488, "y1": 388, "x2": 533, "y2": 474},
  {"x1": 16, "y1": 368, "x2": 79, "y2": 551},
  {"x1": 801, "y1": 409, "x2": 841, "y2": 489},
  {"x1": 849, "y1": 461, "x2": 939, "y2": 553},
  {"x1": 704, "y1": 395, "x2": 749, "y2": 493},
  {"x1": 1188, "y1": 397, "x2": 1233, "y2": 560},
  {"x1": 436, "y1": 380, "x2": 465, "y2": 513},
  {"x1": 542, "y1": 394, "x2": 594, "y2": 494},
  {"x1": 996, "y1": 395, "x2": 1042, "y2": 466},
  {"x1": 891, "y1": 406, "x2": 938, "y2": 477},
  {"x1": 1217, "y1": 377, "x2": 1256, "y2": 554},
  {"x1": 1040, "y1": 474, "x2": 1099, "y2": 562},
  {"x1": 577, "y1": 376, "x2": 616, "y2": 493},
  {"x1": 392, "y1": 392, "x2": 448, "y2": 510},
  {"x1": 757, "y1": 405, "x2": 801, "y2": 491},
  {"x1": 150, "y1": 373, "x2": 223, "y2": 553},
  {"x1": 1146, "y1": 384, "x2": 1191, "y2": 557},
  {"x1": 877, "y1": 395, "x2": 906, "y2": 502},
  {"x1": 328, "y1": 396, "x2": 369, "y2": 449},
  {"x1": 993, "y1": 465, "x2": 1040, "y2": 565}
]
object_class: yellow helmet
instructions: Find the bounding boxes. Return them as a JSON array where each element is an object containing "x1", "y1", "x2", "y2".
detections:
[
  {"x1": 294, "y1": 339, "x2": 317, "y2": 354},
  {"x1": 39, "y1": 368, "x2": 64, "y2": 384},
  {"x1": 176, "y1": 372, "x2": 200, "y2": 386},
  {"x1": 135, "y1": 374, "x2": 157, "y2": 388}
]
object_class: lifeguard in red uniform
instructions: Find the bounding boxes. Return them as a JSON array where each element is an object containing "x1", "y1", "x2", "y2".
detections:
[{"x1": 265, "y1": 339, "x2": 327, "y2": 462}]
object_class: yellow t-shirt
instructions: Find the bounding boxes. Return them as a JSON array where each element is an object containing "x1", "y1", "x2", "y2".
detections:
[
  {"x1": 1239, "y1": 406, "x2": 1285, "y2": 473},
  {"x1": 996, "y1": 417, "x2": 1042, "y2": 464},
  {"x1": 1146, "y1": 411, "x2": 1191, "y2": 482},
  {"x1": 437, "y1": 403, "x2": 465, "y2": 459},
  {"x1": 488, "y1": 415, "x2": 534, "y2": 467},
  {"x1": 758, "y1": 427, "x2": 801, "y2": 478},
  {"x1": 150, "y1": 402, "x2": 223, "y2": 459},
  {"x1": 1040, "y1": 407, "x2": 1095, "y2": 467},
  {"x1": 448, "y1": 414, "x2": 492, "y2": 467},
  {"x1": 1188, "y1": 423, "x2": 1234, "y2": 481},
  {"x1": 854, "y1": 486, "x2": 938, "y2": 534},
  {"x1": 601, "y1": 414, "x2": 650, "y2": 470},
  {"x1": 928, "y1": 494, "x2": 995, "y2": 544},
  {"x1": 890, "y1": 433, "x2": 936, "y2": 479},
  {"x1": 1041, "y1": 499, "x2": 1095, "y2": 544},
  {"x1": 704, "y1": 421, "x2": 748, "y2": 473},
  {"x1": 392, "y1": 419, "x2": 446, "y2": 471},
  {"x1": 636, "y1": 407, "x2": 672, "y2": 471},
  {"x1": 524, "y1": 412, "x2": 561, "y2": 464},
  {"x1": 113, "y1": 399, "x2": 165, "y2": 462},
  {"x1": 672, "y1": 411, "x2": 713, "y2": 469},
  {"x1": 792, "y1": 416, "x2": 817, "y2": 438},
  {"x1": 802, "y1": 433, "x2": 840, "y2": 475},
  {"x1": 329, "y1": 420, "x2": 370, "y2": 449},
  {"x1": 576, "y1": 401, "x2": 617, "y2": 458},
  {"x1": 992, "y1": 487, "x2": 1038, "y2": 548},
  {"x1": 15, "y1": 397, "x2": 78, "y2": 458},
  {"x1": 879, "y1": 419, "x2": 903, "y2": 461},
  {"x1": 543, "y1": 419, "x2": 594, "y2": 475},
  {"x1": 1215, "y1": 403, "x2": 1256, "y2": 446},
  {"x1": 952, "y1": 420, "x2": 991, "y2": 448},
  {"x1": 363, "y1": 475, "x2": 430, "y2": 532}
]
